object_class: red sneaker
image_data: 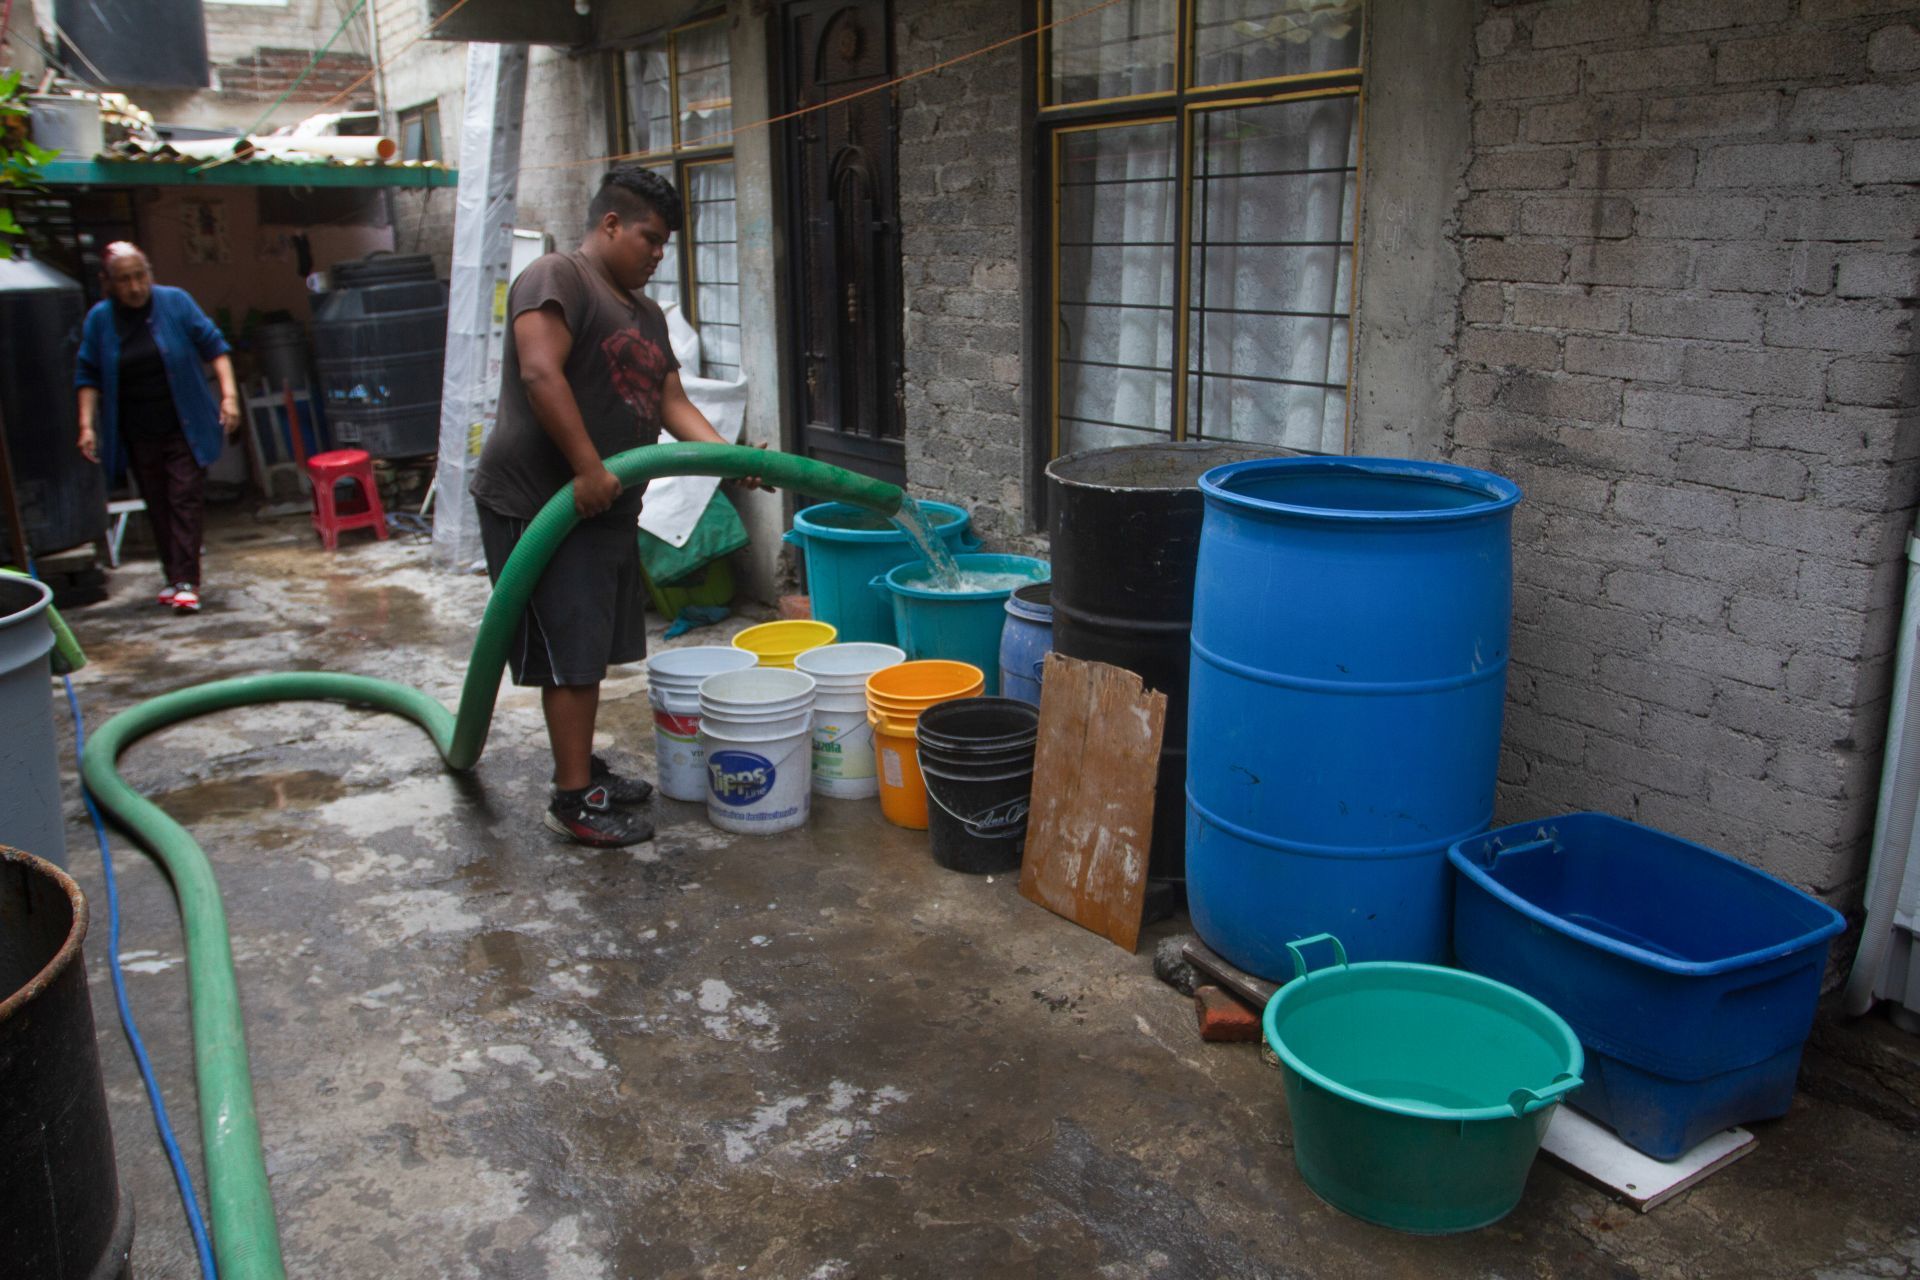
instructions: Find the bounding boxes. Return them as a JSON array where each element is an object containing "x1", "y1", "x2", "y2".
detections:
[{"x1": 171, "y1": 586, "x2": 201, "y2": 613}]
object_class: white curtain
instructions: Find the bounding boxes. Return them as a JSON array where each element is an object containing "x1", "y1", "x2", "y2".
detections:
[
  {"x1": 1189, "y1": 95, "x2": 1356, "y2": 451},
  {"x1": 1054, "y1": 97, "x2": 1357, "y2": 454},
  {"x1": 688, "y1": 161, "x2": 740, "y2": 381},
  {"x1": 1057, "y1": 123, "x2": 1179, "y2": 454},
  {"x1": 1050, "y1": 0, "x2": 1176, "y2": 103}
]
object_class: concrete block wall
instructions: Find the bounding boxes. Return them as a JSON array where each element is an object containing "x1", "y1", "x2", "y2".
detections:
[
  {"x1": 137, "y1": 0, "x2": 376, "y2": 130},
  {"x1": 894, "y1": 0, "x2": 1036, "y2": 549},
  {"x1": 371, "y1": 0, "x2": 465, "y2": 273},
  {"x1": 1452, "y1": 0, "x2": 1920, "y2": 900}
]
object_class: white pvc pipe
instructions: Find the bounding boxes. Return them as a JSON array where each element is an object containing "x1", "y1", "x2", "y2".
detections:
[
  {"x1": 1846, "y1": 526, "x2": 1920, "y2": 1016},
  {"x1": 250, "y1": 135, "x2": 397, "y2": 162},
  {"x1": 164, "y1": 138, "x2": 255, "y2": 160}
]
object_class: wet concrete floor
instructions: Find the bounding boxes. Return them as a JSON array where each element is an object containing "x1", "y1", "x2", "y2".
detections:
[{"x1": 48, "y1": 511, "x2": 1920, "y2": 1278}]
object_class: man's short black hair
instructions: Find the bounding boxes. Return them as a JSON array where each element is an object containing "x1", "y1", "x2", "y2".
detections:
[{"x1": 586, "y1": 165, "x2": 684, "y2": 233}]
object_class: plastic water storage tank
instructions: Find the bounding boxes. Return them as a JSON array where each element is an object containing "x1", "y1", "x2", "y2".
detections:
[
  {"x1": 312, "y1": 253, "x2": 448, "y2": 458},
  {"x1": 1185, "y1": 456, "x2": 1522, "y2": 979},
  {"x1": 0, "y1": 256, "x2": 104, "y2": 560}
]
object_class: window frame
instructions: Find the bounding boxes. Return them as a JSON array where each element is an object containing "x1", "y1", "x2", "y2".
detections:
[
  {"x1": 396, "y1": 100, "x2": 442, "y2": 163},
  {"x1": 610, "y1": 14, "x2": 737, "y2": 376},
  {"x1": 1034, "y1": 0, "x2": 1365, "y2": 473}
]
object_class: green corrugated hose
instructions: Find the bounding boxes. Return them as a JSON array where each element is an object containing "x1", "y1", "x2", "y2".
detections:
[{"x1": 79, "y1": 443, "x2": 903, "y2": 1280}]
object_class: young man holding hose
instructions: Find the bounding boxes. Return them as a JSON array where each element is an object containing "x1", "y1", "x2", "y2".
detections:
[{"x1": 471, "y1": 165, "x2": 764, "y2": 848}]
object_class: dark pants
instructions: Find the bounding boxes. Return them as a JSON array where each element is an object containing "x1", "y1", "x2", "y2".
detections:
[{"x1": 125, "y1": 430, "x2": 206, "y2": 588}]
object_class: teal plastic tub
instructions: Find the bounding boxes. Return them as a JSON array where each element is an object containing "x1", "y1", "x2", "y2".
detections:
[
  {"x1": 873, "y1": 554, "x2": 1050, "y2": 697},
  {"x1": 1262, "y1": 934, "x2": 1583, "y2": 1234},
  {"x1": 783, "y1": 501, "x2": 978, "y2": 645}
]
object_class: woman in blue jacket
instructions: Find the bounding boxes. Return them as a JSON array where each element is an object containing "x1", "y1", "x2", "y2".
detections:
[{"x1": 75, "y1": 241, "x2": 241, "y2": 613}]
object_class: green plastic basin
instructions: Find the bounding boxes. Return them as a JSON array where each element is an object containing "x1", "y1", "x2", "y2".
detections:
[{"x1": 1261, "y1": 934, "x2": 1583, "y2": 1234}]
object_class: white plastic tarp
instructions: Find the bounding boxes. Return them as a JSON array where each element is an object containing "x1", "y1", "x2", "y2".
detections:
[{"x1": 636, "y1": 303, "x2": 748, "y2": 549}]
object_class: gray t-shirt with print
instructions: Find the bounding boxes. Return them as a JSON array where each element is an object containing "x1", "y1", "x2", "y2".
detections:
[{"x1": 470, "y1": 248, "x2": 680, "y2": 521}]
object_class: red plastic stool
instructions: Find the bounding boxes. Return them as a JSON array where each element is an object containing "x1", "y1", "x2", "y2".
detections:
[{"x1": 306, "y1": 449, "x2": 389, "y2": 551}]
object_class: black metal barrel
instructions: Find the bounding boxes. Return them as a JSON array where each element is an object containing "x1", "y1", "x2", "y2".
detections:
[
  {"x1": 1, "y1": 845, "x2": 134, "y2": 1279},
  {"x1": 1046, "y1": 442, "x2": 1289, "y2": 881}
]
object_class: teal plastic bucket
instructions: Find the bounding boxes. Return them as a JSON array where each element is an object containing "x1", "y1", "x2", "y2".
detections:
[
  {"x1": 873, "y1": 554, "x2": 1050, "y2": 697},
  {"x1": 784, "y1": 501, "x2": 979, "y2": 645},
  {"x1": 1262, "y1": 935, "x2": 1583, "y2": 1235}
]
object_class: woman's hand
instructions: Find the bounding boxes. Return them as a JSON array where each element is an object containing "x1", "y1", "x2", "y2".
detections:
[
  {"x1": 219, "y1": 395, "x2": 242, "y2": 437},
  {"x1": 77, "y1": 424, "x2": 98, "y2": 464},
  {"x1": 734, "y1": 441, "x2": 777, "y2": 493}
]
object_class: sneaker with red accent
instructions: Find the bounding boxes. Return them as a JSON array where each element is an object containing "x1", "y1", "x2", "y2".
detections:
[
  {"x1": 157, "y1": 583, "x2": 180, "y2": 606},
  {"x1": 544, "y1": 785, "x2": 655, "y2": 847},
  {"x1": 590, "y1": 753, "x2": 654, "y2": 805},
  {"x1": 170, "y1": 585, "x2": 201, "y2": 613}
]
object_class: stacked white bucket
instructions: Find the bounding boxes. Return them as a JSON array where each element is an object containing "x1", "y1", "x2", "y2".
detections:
[
  {"x1": 647, "y1": 647, "x2": 758, "y2": 802},
  {"x1": 794, "y1": 643, "x2": 906, "y2": 799},
  {"x1": 648, "y1": 641, "x2": 906, "y2": 834},
  {"x1": 698, "y1": 668, "x2": 818, "y2": 834}
]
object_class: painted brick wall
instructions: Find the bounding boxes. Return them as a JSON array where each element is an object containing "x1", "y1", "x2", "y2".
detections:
[
  {"x1": 1453, "y1": 0, "x2": 1920, "y2": 901},
  {"x1": 894, "y1": 0, "x2": 1036, "y2": 549}
]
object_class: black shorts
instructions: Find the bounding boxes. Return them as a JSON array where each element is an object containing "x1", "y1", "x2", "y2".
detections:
[{"x1": 477, "y1": 503, "x2": 648, "y2": 687}]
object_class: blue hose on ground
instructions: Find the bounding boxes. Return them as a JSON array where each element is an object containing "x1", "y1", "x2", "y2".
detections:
[{"x1": 64, "y1": 676, "x2": 221, "y2": 1280}]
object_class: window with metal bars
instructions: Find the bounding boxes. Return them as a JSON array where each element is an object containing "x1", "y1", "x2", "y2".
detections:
[
  {"x1": 611, "y1": 18, "x2": 741, "y2": 381},
  {"x1": 1039, "y1": 0, "x2": 1362, "y2": 459}
]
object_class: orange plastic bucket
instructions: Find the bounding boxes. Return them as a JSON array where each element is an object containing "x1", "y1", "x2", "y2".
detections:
[{"x1": 865, "y1": 660, "x2": 983, "y2": 828}]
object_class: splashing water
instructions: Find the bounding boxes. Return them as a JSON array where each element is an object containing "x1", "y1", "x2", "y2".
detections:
[{"x1": 891, "y1": 496, "x2": 963, "y2": 590}]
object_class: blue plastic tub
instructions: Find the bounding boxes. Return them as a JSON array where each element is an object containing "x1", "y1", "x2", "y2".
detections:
[
  {"x1": 1450, "y1": 813, "x2": 1846, "y2": 1159},
  {"x1": 783, "y1": 501, "x2": 979, "y2": 645},
  {"x1": 874, "y1": 554, "x2": 1050, "y2": 697},
  {"x1": 1186, "y1": 457, "x2": 1522, "y2": 979},
  {"x1": 999, "y1": 582, "x2": 1052, "y2": 706}
]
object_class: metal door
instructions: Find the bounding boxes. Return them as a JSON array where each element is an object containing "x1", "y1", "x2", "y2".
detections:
[{"x1": 782, "y1": 0, "x2": 905, "y2": 484}]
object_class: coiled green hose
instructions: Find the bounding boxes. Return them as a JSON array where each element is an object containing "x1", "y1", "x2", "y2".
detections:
[{"x1": 79, "y1": 443, "x2": 903, "y2": 1280}]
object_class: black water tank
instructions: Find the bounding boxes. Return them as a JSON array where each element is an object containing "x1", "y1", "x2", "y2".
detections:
[
  {"x1": 0, "y1": 846, "x2": 134, "y2": 1280},
  {"x1": 312, "y1": 253, "x2": 448, "y2": 458},
  {"x1": 0, "y1": 257, "x2": 105, "y2": 559},
  {"x1": 1045, "y1": 442, "x2": 1289, "y2": 882}
]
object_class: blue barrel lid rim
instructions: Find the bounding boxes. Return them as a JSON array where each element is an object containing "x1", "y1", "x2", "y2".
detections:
[
  {"x1": 1261, "y1": 959, "x2": 1585, "y2": 1123},
  {"x1": 790, "y1": 500, "x2": 971, "y2": 542},
  {"x1": 1200, "y1": 456, "x2": 1524, "y2": 523},
  {"x1": 1448, "y1": 812, "x2": 1847, "y2": 978}
]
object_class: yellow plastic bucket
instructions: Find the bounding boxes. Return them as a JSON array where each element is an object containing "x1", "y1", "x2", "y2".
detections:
[
  {"x1": 733, "y1": 620, "x2": 837, "y2": 669},
  {"x1": 865, "y1": 661, "x2": 983, "y2": 828}
]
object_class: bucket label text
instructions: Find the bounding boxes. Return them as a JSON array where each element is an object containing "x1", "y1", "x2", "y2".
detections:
[{"x1": 708, "y1": 750, "x2": 776, "y2": 807}]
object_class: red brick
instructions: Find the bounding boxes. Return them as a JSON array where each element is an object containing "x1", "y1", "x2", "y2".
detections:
[
  {"x1": 778, "y1": 594, "x2": 813, "y2": 620},
  {"x1": 1194, "y1": 985, "x2": 1262, "y2": 1043}
]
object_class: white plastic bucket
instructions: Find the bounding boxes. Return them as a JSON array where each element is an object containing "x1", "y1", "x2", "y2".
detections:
[
  {"x1": 698, "y1": 667, "x2": 817, "y2": 835},
  {"x1": 794, "y1": 642, "x2": 906, "y2": 799},
  {"x1": 647, "y1": 646, "x2": 758, "y2": 801}
]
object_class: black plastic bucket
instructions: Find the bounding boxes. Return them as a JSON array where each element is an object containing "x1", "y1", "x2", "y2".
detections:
[
  {"x1": 1, "y1": 845, "x2": 133, "y2": 1279},
  {"x1": 916, "y1": 698, "x2": 1040, "y2": 874}
]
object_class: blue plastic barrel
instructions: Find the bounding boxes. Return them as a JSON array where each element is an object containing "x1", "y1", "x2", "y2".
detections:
[
  {"x1": 1186, "y1": 457, "x2": 1522, "y2": 979},
  {"x1": 783, "y1": 501, "x2": 979, "y2": 645},
  {"x1": 998, "y1": 582, "x2": 1052, "y2": 706}
]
